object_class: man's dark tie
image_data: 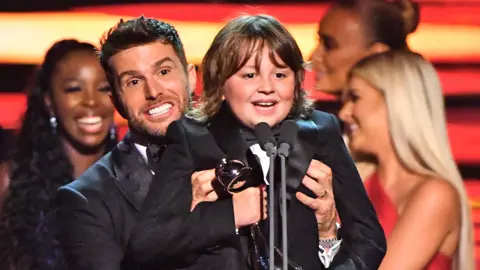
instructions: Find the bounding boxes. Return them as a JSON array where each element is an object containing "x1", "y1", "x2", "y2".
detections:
[{"x1": 146, "y1": 142, "x2": 166, "y2": 170}]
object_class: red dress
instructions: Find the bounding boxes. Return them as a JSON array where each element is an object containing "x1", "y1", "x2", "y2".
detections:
[{"x1": 364, "y1": 173, "x2": 452, "y2": 270}]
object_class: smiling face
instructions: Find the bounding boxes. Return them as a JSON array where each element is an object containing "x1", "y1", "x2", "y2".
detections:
[
  {"x1": 339, "y1": 76, "x2": 390, "y2": 156},
  {"x1": 47, "y1": 50, "x2": 114, "y2": 149},
  {"x1": 311, "y1": 7, "x2": 372, "y2": 96},
  {"x1": 223, "y1": 47, "x2": 295, "y2": 128},
  {"x1": 108, "y1": 41, "x2": 196, "y2": 137}
]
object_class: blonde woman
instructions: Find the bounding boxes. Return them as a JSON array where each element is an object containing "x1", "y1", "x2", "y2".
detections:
[{"x1": 339, "y1": 50, "x2": 474, "y2": 270}]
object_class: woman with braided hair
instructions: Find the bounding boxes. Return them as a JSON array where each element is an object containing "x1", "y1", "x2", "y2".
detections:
[{"x1": 0, "y1": 39, "x2": 117, "y2": 270}]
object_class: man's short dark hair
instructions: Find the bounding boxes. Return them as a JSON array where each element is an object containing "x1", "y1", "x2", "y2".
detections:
[
  {"x1": 99, "y1": 16, "x2": 187, "y2": 87},
  {"x1": 99, "y1": 16, "x2": 188, "y2": 117}
]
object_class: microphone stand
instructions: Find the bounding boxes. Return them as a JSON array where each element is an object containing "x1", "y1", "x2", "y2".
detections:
[
  {"x1": 256, "y1": 122, "x2": 299, "y2": 270},
  {"x1": 277, "y1": 120, "x2": 297, "y2": 270},
  {"x1": 279, "y1": 154, "x2": 288, "y2": 270},
  {"x1": 266, "y1": 135, "x2": 294, "y2": 270},
  {"x1": 277, "y1": 145, "x2": 290, "y2": 270},
  {"x1": 265, "y1": 145, "x2": 277, "y2": 270}
]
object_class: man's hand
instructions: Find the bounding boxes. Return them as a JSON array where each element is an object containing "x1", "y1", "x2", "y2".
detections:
[
  {"x1": 191, "y1": 169, "x2": 218, "y2": 211},
  {"x1": 232, "y1": 187, "x2": 267, "y2": 229},
  {"x1": 296, "y1": 160, "x2": 337, "y2": 238}
]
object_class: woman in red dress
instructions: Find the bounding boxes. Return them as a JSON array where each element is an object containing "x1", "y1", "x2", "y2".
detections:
[{"x1": 339, "y1": 50, "x2": 474, "y2": 270}]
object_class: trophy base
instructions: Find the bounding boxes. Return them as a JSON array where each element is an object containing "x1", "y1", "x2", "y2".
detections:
[{"x1": 248, "y1": 224, "x2": 302, "y2": 270}]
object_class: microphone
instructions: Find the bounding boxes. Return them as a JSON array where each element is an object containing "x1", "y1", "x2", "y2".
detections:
[
  {"x1": 254, "y1": 122, "x2": 277, "y2": 157},
  {"x1": 254, "y1": 122, "x2": 277, "y2": 270},
  {"x1": 277, "y1": 120, "x2": 298, "y2": 158},
  {"x1": 251, "y1": 122, "x2": 302, "y2": 270},
  {"x1": 278, "y1": 120, "x2": 298, "y2": 270}
]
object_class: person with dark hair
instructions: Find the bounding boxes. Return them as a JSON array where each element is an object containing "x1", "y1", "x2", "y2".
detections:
[
  {"x1": 310, "y1": 0, "x2": 420, "y2": 194},
  {"x1": 0, "y1": 126, "x2": 14, "y2": 209},
  {"x1": 311, "y1": 0, "x2": 419, "y2": 98},
  {"x1": 131, "y1": 14, "x2": 386, "y2": 270},
  {"x1": 0, "y1": 126, "x2": 14, "y2": 162},
  {"x1": 0, "y1": 39, "x2": 116, "y2": 270},
  {"x1": 56, "y1": 17, "x2": 268, "y2": 270}
]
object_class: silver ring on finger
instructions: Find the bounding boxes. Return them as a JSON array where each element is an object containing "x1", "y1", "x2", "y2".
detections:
[{"x1": 319, "y1": 189, "x2": 327, "y2": 199}]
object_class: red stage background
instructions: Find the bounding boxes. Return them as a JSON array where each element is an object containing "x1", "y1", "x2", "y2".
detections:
[{"x1": 0, "y1": 2, "x2": 479, "y2": 263}]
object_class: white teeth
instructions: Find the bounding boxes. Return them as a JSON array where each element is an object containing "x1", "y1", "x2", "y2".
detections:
[
  {"x1": 255, "y1": 102, "x2": 274, "y2": 107},
  {"x1": 148, "y1": 103, "x2": 172, "y2": 116},
  {"x1": 78, "y1": 116, "x2": 102, "y2": 125}
]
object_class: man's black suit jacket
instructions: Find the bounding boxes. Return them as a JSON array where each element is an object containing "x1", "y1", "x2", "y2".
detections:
[
  {"x1": 127, "y1": 106, "x2": 387, "y2": 270},
  {"x1": 56, "y1": 133, "x2": 238, "y2": 270}
]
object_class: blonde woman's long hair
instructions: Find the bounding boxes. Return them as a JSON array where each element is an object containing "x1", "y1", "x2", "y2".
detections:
[{"x1": 348, "y1": 50, "x2": 474, "y2": 270}]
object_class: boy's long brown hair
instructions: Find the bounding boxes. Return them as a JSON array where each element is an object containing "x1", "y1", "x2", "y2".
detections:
[{"x1": 189, "y1": 14, "x2": 312, "y2": 121}]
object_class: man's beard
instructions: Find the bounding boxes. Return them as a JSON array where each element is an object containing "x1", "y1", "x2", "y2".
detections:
[
  {"x1": 125, "y1": 100, "x2": 189, "y2": 138},
  {"x1": 120, "y1": 86, "x2": 192, "y2": 138},
  {"x1": 128, "y1": 114, "x2": 164, "y2": 138}
]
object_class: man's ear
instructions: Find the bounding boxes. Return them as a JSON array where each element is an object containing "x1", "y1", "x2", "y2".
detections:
[
  {"x1": 109, "y1": 90, "x2": 128, "y2": 119},
  {"x1": 186, "y1": 64, "x2": 197, "y2": 95},
  {"x1": 108, "y1": 91, "x2": 114, "y2": 105},
  {"x1": 368, "y1": 42, "x2": 390, "y2": 55},
  {"x1": 108, "y1": 91, "x2": 115, "y2": 110}
]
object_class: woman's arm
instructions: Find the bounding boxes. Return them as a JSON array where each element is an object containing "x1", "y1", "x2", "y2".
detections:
[{"x1": 379, "y1": 179, "x2": 460, "y2": 270}]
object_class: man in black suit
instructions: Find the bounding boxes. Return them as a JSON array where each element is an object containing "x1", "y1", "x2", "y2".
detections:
[
  {"x1": 117, "y1": 15, "x2": 386, "y2": 270},
  {"x1": 56, "y1": 16, "x2": 385, "y2": 270},
  {"x1": 56, "y1": 17, "x2": 266, "y2": 270},
  {"x1": 133, "y1": 102, "x2": 386, "y2": 270}
]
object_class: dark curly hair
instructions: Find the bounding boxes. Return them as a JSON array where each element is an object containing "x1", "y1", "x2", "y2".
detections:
[
  {"x1": 0, "y1": 126, "x2": 14, "y2": 164},
  {"x1": 0, "y1": 39, "x2": 117, "y2": 270}
]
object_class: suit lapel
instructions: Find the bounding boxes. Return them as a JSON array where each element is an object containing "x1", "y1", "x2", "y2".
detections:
[
  {"x1": 178, "y1": 119, "x2": 226, "y2": 170},
  {"x1": 110, "y1": 131, "x2": 153, "y2": 212},
  {"x1": 208, "y1": 103, "x2": 250, "y2": 164},
  {"x1": 209, "y1": 103, "x2": 322, "y2": 195},
  {"x1": 284, "y1": 118, "x2": 319, "y2": 195}
]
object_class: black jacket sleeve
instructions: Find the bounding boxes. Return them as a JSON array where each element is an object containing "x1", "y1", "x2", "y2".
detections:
[
  {"x1": 321, "y1": 113, "x2": 387, "y2": 269},
  {"x1": 125, "y1": 120, "x2": 238, "y2": 266},
  {"x1": 56, "y1": 186, "x2": 124, "y2": 270}
]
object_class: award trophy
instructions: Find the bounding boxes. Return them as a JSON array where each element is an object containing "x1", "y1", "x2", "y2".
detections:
[{"x1": 215, "y1": 158, "x2": 301, "y2": 270}]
